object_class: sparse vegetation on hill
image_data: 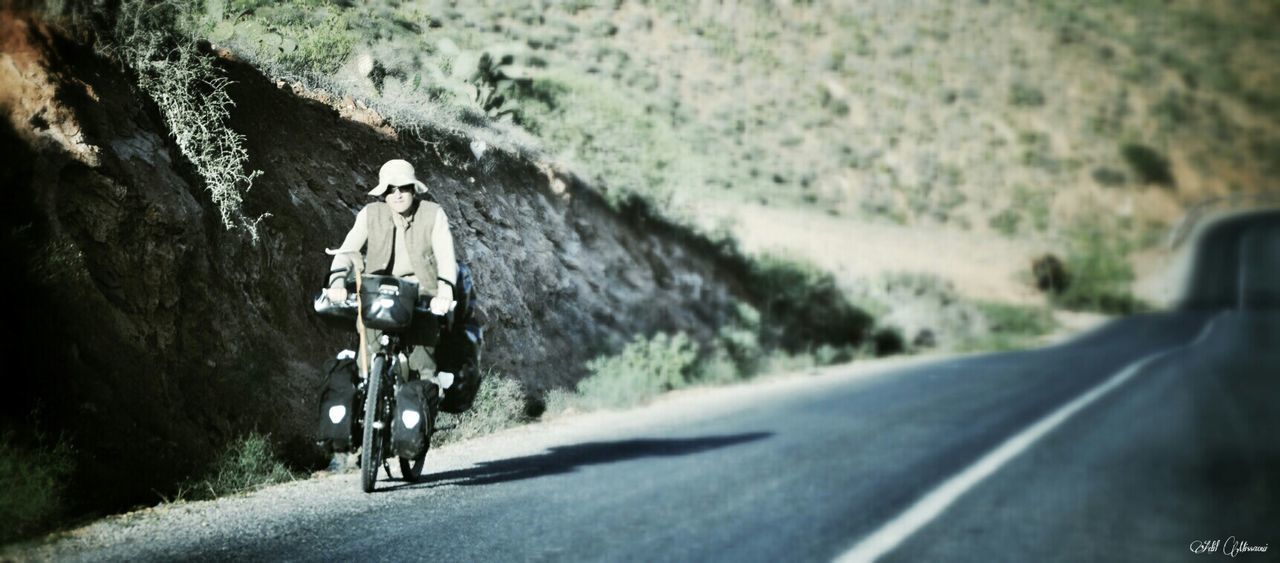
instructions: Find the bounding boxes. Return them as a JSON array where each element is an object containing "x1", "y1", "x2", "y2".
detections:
[
  {"x1": 148, "y1": 0, "x2": 1278, "y2": 319},
  {"x1": 162, "y1": 0, "x2": 1279, "y2": 229},
  {"x1": 47, "y1": 0, "x2": 1280, "y2": 304}
]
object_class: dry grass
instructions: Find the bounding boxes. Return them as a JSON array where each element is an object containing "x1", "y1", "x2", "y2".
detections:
[
  {"x1": 170, "y1": 433, "x2": 297, "y2": 502},
  {"x1": 436, "y1": 371, "x2": 530, "y2": 444},
  {"x1": 0, "y1": 433, "x2": 75, "y2": 543}
]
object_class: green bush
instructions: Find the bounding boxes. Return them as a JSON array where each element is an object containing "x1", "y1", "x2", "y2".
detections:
[
  {"x1": 760, "y1": 349, "x2": 820, "y2": 373},
  {"x1": 202, "y1": 0, "x2": 355, "y2": 77},
  {"x1": 696, "y1": 346, "x2": 745, "y2": 385},
  {"x1": 1120, "y1": 143, "x2": 1174, "y2": 186},
  {"x1": 275, "y1": 11, "x2": 354, "y2": 76},
  {"x1": 464, "y1": 48, "x2": 567, "y2": 125},
  {"x1": 178, "y1": 433, "x2": 296, "y2": 501},
  {"x1": 572, "y1": 332, "x2": 699, "y2": 410},
  {"x1": 961, "y1": 302, "x2": 1057, "y2": 351},
  {"x1": 714, "y1": 302, "x2": 764, "y2": 376},
  {"x1": 989, "y1": 208, "x2": 1022, "y2": 236},
  {"x1": 814, "y1": 344, "x2": 857, "y2": 365},
  {"x1": 544, "y1": 299, "x2": 836, "y2": 416},
  {"x1": 1054, "y1": 224, "x2": 1148, "y2": 314},
  {"x1": 1091, "y1": 166, "x2": 1127, "y2": 187},
  {"x1": 869, "y1": 326, "x2": 905, "y2": 356},
  {"x1": 0, "y1": 433, "x2": 75, "y2": 543},
  {"x1": 981, "y1": 302, "x2": 1056, "y2": 334},
  {"x1": 747, "y1": 255, "x2": 873, "y2": 352},
  {"x1": 227, "y1": 0, "x2": 276, "y2": 12},
  {"x1": 1010, "y1": 82, "x2": 1046, "y2": 107}
]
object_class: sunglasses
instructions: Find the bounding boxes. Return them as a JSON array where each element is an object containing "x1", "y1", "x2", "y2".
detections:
[{"x1": 389, "y1": 185, "x2": 416, "y2": 195}]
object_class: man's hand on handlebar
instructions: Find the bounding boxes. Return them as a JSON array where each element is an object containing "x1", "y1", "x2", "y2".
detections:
[
  {"x1": 325, "y1": 287, "x2": 349, "y2": 303},
  {"x1": 323, "y1": 285, "x2": 450, "y2": 315},
  {"x1": 429, "y1": 295, "x2": 452, "y2": 316}
]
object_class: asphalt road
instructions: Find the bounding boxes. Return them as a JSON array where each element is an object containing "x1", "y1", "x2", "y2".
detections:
[{"x1": 18, "y1": 211, "x2": 1279, "y2": 562}]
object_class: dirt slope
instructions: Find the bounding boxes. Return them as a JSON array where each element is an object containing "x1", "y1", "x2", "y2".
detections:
[{"x1": 0, "y1": 12, "x2": 751, "y2": 513}]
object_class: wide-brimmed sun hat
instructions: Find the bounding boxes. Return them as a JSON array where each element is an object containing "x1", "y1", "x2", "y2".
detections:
[{"x1": 368, "y1": 159, "x2": 428, "y2": 196}]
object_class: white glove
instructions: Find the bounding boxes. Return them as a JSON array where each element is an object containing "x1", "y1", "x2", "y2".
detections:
[
  {"x1": 429, "y1": 295, "x2": 453, "y2": 316},
  {"x1": 432, "y1": 281, "x2": 454, "y2": 315},
  {"x1": 326, "y1": 287, "x2": 348, "y2": 302}
]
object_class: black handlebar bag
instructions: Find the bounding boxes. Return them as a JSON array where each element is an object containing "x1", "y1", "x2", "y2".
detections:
[
  {"x1": 359, "y1": 275, "x2": 440, "y2": 346},
  {"x1": 314, "y1": 274, "x2": 439, "y2": 345},
  {"x1": 360, "y1": 276, "x2": 417, "y2": 331}
]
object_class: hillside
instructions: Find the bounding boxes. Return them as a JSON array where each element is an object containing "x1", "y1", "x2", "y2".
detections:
[{"x1": 185, "y1": 0, "x2": 1280, "y2": 327}]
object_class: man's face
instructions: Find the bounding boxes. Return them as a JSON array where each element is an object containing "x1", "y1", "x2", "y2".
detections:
[{"x1": 385, "y1": 185, "x2": 415, "y2": 214}]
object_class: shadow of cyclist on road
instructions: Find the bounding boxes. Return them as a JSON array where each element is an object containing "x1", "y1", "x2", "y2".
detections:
[{"x1": 381, "y1": 432, "x2": 771, "y2": 491}]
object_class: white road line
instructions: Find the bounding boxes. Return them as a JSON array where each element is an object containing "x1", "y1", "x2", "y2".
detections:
[
  {"x1": 835, "y1": 346, "x2": 1184, "y2": 562},
  {"x1": 1191, "y1": 315, "x2": 1221, "y2": 347}
]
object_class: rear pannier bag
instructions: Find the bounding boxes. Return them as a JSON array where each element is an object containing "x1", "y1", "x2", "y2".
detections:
[
  {"x1": 316, "y1": 353, "x2": 360, "y2": 452},
  {"x1": 392, "y1": 380, "x2": 435, "y2": 459},
  {"x1": 436, "y1": 262, "x2": 485, "y2": 414},
  {"x1": 452, "y1": 263, "x2": 477, "y2": 323},
  {"x1": 438, "y1": 324, "x2": 484, "y2": 414}
]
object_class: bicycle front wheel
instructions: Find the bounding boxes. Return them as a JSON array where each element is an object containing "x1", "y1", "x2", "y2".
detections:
[{"x1": 360, "y1": 355, "x2": 387, "y2": 493}]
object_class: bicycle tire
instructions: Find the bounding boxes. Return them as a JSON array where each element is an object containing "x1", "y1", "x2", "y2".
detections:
[{"x1": 360, "y1": 355, "x2": 386, "y2": 493}]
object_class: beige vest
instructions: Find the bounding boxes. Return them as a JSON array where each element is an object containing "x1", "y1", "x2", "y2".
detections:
[{"x1": 365, "y1": 201, "x2": 440, "y2": 296}]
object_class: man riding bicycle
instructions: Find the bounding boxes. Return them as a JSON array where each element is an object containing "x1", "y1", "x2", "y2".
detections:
[{"x1": 324, "y1": 158, "x2": 457, "y2": 382}]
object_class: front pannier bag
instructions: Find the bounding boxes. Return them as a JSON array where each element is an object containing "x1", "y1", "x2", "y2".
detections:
[
  {"x1": 392, "y1": 379, "x2": 435, "y2": 458},
  {"x1": 316, "y1": 351, "x2": 360, "y2": 452}
]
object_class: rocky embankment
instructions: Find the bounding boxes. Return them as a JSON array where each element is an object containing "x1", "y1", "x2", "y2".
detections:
[{"x1": 0, "y1": 12, "x2": 754, "y2": 514}]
